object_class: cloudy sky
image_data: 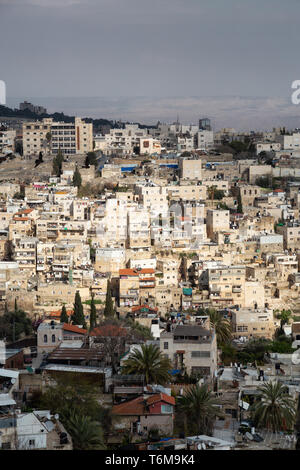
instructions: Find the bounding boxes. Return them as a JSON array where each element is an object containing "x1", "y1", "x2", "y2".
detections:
[{"x1": 1, "y1": 0, "x2": 300, "y2": 129}]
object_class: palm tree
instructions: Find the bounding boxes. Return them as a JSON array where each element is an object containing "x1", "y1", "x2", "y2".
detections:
[
  {"x1": 251, "y1": 381, "x2": 296, "y2": 433},
  {"x1": 177, "y1": 384, "x2": 223, "y2": 435},
  {"x1": 207, "y1": 309, "x2": 232, "y2": 345},
  {"x1": 122, "y1": 344, "x2": 172, "y2": 385},
  {"x1": 67, "y1": 413, "x2": 105, "y2": 450}
]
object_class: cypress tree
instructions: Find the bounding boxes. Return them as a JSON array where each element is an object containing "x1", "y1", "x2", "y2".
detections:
[
  {"x1": 104, "y1": 280, "x2": 114, "y2": 317},
  {"x1": 72, "y1": 165, "x2": 82, "y2": 188},
  {"x1": 53, "y1": 148, "x2": 64, "y2": 177},
  {"x1": 89, "y1": 295, "x2": 97, "y2": 331},
  {"x1": 60, "y1": 305, "x2": 68, "y2": 323},
  {"x1": 237, "y1": 192, "x2": 243, "y2": 214},
  {"x1": 71, "y1": 291, "x2": 86, "y2": 328}
]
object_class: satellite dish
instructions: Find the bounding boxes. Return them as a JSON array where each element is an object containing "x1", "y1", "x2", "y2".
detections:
[
  {"x1": 197, "y1": 443, "x2": 202, "y2": 450},
  {"x1": 54, "y1": 414, "x2": 59, "y2": 420},
  {"x1": 11, "y1": 378, "x2": 16, "y2": 384}
]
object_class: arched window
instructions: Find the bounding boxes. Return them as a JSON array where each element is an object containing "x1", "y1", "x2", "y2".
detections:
[
  {"x1": 52, "y1": 334, "x2": 55, "y2": 343},
  {"x1": 43, "y1": 334, "x2": 47, "y2": 343}
]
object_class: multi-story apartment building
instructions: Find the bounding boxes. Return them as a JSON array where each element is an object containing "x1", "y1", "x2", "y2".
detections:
[
  {"x1": 197, "y1": 130, "x2": 214, "y2": 150},
  {"x1": 0, "y1": 129, "x2": 16, "y2": 154},
  {"x1": 179, "y1": 159, "x2": 202, "y2": 180},
  {"x1": 22, "y1": 118, "x2": 52, "y2": 157},
  {"x1": 119, "y1": 268, "x2": 140, "y2": 307},
  {"x1": 277, "y1": 222, "x2": 300, "y2": 250},
  {"x1": 206, "y1": 209, "x2": 230, "y2": 240},
  {"x1": 208, "y1": 265, "x2": 246, "y2": 308},
  {"x1": 168, "y1": 183, "x2": 207, "y2": 202},
  {"x1": 95, "y1": 248, "x2": 126, "y2": 275},
  {"x1": 231, "y1": 308, "x2": 276, "y2": 340},
  {"x1": 160, "y1": 324, "x2": 217, "y2": 378},
  {"x1": 12, "y1": 237, "x2": 38, "y2": 275},
  {"x1": 22, "y1": 117, "x2": 93, "y2": 156},
  {"x1": 156, "y1": 259, "x2": 178, "y2": 287},
  {"x1": 51, "y1": 117, "x2": 93, "y2": 155},
  {"x1": 127, "y1": 207, "x2": 151, "y2": 250},
  {"x1": 136, "y1": 184, "x2": 169, "y2": 218}
]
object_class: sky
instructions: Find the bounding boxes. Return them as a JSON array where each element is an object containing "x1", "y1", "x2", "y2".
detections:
[{"x1": 1, "y1": 0, "x2": 300, "y2": 129}]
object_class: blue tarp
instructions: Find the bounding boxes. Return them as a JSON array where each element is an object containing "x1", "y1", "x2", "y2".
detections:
[
  {"x1": 183, "y1": 287, "x2": 192, "y2": 296},
  {"x1": 121, "y1": 165, "x2": 137, "y2": 172},
  {"x1": 159, "y1": 164, "x2": 178, "y2": 168}
]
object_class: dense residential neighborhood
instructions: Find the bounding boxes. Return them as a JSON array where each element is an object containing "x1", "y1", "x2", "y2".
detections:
[{"x1": 0, "y1": 108, "x2": 299, "y2": 451}]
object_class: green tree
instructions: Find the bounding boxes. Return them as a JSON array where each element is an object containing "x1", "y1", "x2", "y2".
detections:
[
  {"x1": 208, "y1": 186, "x2": 225, "y2": 201},
  {"x1": 89, "y1": 295, "x2": 97, "y2": 331},
  {"x1": 30, "y1": 379, "x2": 111, "y2": 447},
  {"x1": 206, "y1": 308, "x2": 232, "y2": 345},
  {"x1": 72, "y1": 165, "x2": 82, "y2": 188},
  {"x1": 53, "y1": 148, "x2": 64, "y2": 177},
  {"x1": 0, "y1": 309, "x2": 33, "y2": 342},
  {"x1": 67, "y1": 413, "x2": 105, "y2": 450},
  {"x1": 122, "y1": 344, "x2": 172, "y2": 385},
  {"x1": 177, "y1": 384, "x2": 223, "y2": 435},
  {"x1": 126, "y1": 318, "x2": 154, "y2": 341},
  {"x1": 104, "y1": 280, "x2": 114, "y2": 317},
  {"x1": 85, "y1": 151, "x2": 97, "y2": 167},
  {"x1": 237, "y1": 192, "x2": 243, "y2": 213},
  {"x1": 71, "y1": 291, "x2": 86, "y2": 328},
  {"x1": 60, "y1": 305, "x2": 68, "y2": 324},
  {"x1": 220, "y1": 343, "x2": 237, "y2": 365},
  {"x1": 13, "y1": 185, "x2": 25, "y2": 200},
  {"x1": 275, "y1": 309, "x2": 292, "y2": 334},
  {"x1": 251, "y1": 381, "x2": 296, "y2": 432}
]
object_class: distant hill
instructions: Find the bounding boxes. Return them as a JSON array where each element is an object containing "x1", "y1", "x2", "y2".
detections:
[
  {"x1": 0, "y1": 104, "x2": 114, "y2": 132},
  {"x1": 0, "y1": 104, "x2": 157, "y2": 131}
]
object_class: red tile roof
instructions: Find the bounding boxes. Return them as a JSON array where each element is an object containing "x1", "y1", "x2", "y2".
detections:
[
  {"x1": 15, "y1": 209, "x2": 33, "y2": 215},
  {"x1": 112, "y1": 396, "x2": 145, "y2": 415},
  {"x1": 90, "y1": 324, "x2": 127, "y2": 337},
  {"x1": 48, "y1": 309, "x2": 73, "y2": 318},
  {"x1": 119, "y1": 268, "x2": 139, "y2": 276},
  {"x1": 13, "y1": 217, "x2": 30, "y2": 221},
  {"x1": 140, "y1": 268, "x2": 155, "y2": 274},
  {"x1": 146, "y1": 393, "x2": 175, "y2": 406},
  {"x1": 112, "y1": 393, "x2": 174, "y2": 416},
  {"x1": 119, "y1": 268, "x2": 155, "y2": 276},
  {"x1": 63, "y1": 323, "x2": 87, "y2": 335}
]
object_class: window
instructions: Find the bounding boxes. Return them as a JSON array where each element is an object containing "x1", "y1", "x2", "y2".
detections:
[
  {"x1": 52, "y1": 334, "x2": 56, "y2": 343},
  {"x1": 43, "y1": 334, "x2": 48, "y2": 343},
  {"x1": 29, "y1": 439, "x2": 35, "y2": 447},
  {"x1": 161, "y1": 404, "x2": 173, "y2": 413},
  {"x1": 163, "y1": 342, "x2": 168, "y2": 350},
  {"x1": 191, "y1": 351, "x2": 210, "y2": 358}
]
